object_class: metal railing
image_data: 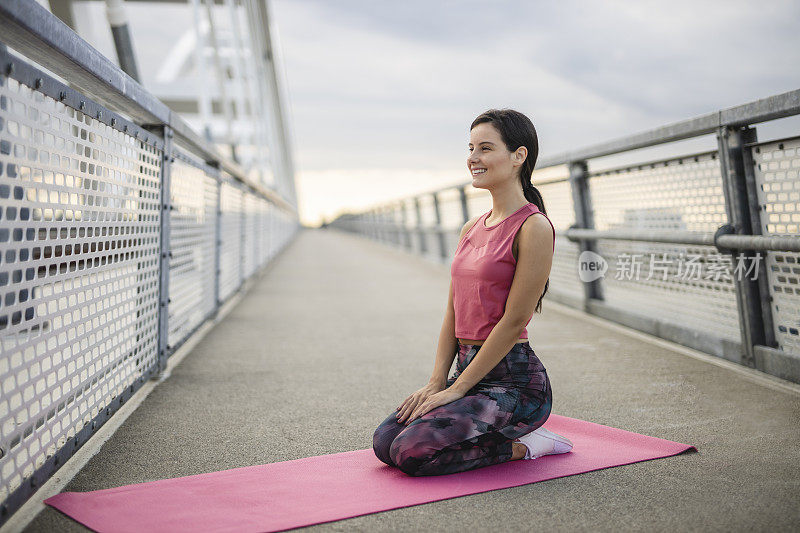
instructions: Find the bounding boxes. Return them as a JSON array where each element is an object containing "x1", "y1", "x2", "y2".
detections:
[
  {"x1": 0, "y1": 0, "x2": 299, "y2": 524},
  {"x1": 331, "y1": 89, "x2": 800, "y2": 387}
]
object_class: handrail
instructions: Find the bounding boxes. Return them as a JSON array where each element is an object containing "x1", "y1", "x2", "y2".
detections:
[
  {"x1": 360, "y1": 221, "x2": 800, "y2": 253},
  {"x1": 538, "y1": 89, "x2": 800, "y2": 168}
]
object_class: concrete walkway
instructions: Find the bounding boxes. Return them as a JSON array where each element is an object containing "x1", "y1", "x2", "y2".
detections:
[{"x1": 23, "y1": 228, "x2": 800, "y2": 532}]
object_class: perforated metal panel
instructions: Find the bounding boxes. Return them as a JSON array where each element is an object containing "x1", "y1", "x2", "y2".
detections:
[
  {"x1": 401, "y1": 198, "x2": 416, "y2": 229},
  {"x1": 0, "y1": 76, "x2": 162, "y2": 500},
  {"x1": 243, "y1": 193, "x2": 259, "y2": 278},
  {"x1": 376, "y1": 204, "x2": 399, "y2": 247},
  {"x1": 416, "y1": 195, "x2": 440, "y2": 261},
  {"x1": 537, "y1": 179, "x2": 581, "y2": 299},
  {"x1": 272, "y1": 208, "x2": 296, "y2": 258},
  {"x1": 401, "y1": 199, "x2": 423, "y2": 255},
  {"x1": 429, "y1": 194, "x2": 464, "y2": 259},
  {"x1": 257, "y1": 197, "x2": 270, "y2": 265},
  {"x1": 166, "y1": 152, "x2": 218, "y2": 348},
  {"x1": 752, "y1": 137, "x2": 800, "y2": 355},
  {"x1": 266, "y1": 204, "x2": 275, "y2": 259},
  {"x1": 370, "y1": 208, "x2": 384, "y2": 243},
  {"x1": 588, "y1": 153, "x2": 741, "y2": 340},
  {"x1": 218, "y1": 179, "x2": 243, "y2": 301},
  {"x1": 437, "y1": 189, "x2": 464, "y2": 229},
  {"x1": 591, "y1": 152, "x2": 728, "y2": 232},
  {"x1": 416, "y1": 195, "x2": 436, "y2": 228}
]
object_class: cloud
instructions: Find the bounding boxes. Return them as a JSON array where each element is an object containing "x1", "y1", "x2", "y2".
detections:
[{"x1": 272, "y1": 0, "x2": 652, "y2": 174}]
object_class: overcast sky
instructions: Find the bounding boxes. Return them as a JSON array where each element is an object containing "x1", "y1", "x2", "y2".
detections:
[{"x1": 66, "y1": 0, "x2": 800, "y2": 227}]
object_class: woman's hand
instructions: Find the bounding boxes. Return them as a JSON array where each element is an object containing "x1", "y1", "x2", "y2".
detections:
[
  {"x1": 400, "y1": 388, "x2": 466, "y2": 426},
  {"x1": 395, "y1": 381, "x2": 446, "y2": 424}
]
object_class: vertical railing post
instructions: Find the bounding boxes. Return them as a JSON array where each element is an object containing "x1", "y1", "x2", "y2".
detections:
[
  {"x1": 569, "y1": 160, "x2": 603, "y2": 307},
  {"x1": 401, "y1": 200, "x2": 411, "y2": 251},
  {"x1": 414, "y1": 196, "x2": 426, "y2": 255},
  {"x1": 378, "y1": 207, "x2": 386, "y2": 243},
  {"x1": 214, "y1": 176, "x2": 222, "y2": 311},
  {"x1": 361, "y1": 211, "x2": 367, "y2": 239},
  {"x1": 741, "y1": 139, "x2": 777, "y2": 354},
  {"x1": 458, "y1": 185, "x2": 470, "y2": 225},
  {"x1": 382, "y1": 206, "x2": 389, "y2": 244},
  {"x1": 154, "y1": 125, "x2": 173, "y2": 377},
  {"x1": 384, "y1": 206, "x2": 391, "y2": 244},
  {"x1": 432, "y1": 191, "x2": 447, "y2": 262},
  {"x1": 239, "y1": 186, "x2": 246, "y2": 288},
  {"x1": 252, "y1": 193, "x2": 259, "y2": 273},
  {"x1": 390, "y1": 203, "x2": 399, "y2": 246},
  {"x1": 385, "y1": 206, "x2": 392, "y2": 244},
  {"x1": 397, "y1": 202, "x2": 404, "y2": 246},
  {"x1": 717, "y1": 125, "x2": 774, "y2": 368}
]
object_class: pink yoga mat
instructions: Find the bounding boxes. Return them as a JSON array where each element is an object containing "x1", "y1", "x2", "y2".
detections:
[{"x1": 45, "y1": 414, "x2": 696, "y2": 533}]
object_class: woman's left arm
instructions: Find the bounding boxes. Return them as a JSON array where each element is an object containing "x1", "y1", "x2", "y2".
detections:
[
  {"x1": 404, "y1": 215, "x2": 555, "y2": 423},
  {"x1": 448, "y1": 214, "x2": 555, "y2": 396}
]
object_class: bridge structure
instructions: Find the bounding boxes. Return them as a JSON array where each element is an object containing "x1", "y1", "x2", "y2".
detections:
[{"x1": 1, "y1": 0, "x2": 799, "y2": 530}]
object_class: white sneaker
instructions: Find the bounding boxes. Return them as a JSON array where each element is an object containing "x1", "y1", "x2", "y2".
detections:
[{"x1": 514, "y1": 426, "x2": 573, "y2": 460}]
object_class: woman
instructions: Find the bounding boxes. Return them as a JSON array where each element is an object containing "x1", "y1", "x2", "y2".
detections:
[{"x1": 372, "y1": 109, "x2": 573, "y2": 477}]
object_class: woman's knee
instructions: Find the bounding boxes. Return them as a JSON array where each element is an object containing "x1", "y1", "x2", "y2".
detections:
[
  {"x1": 388, "y1": 428, "x2": 439, "y2": 476},
  {"x1": 373, "y1": 430, "x2": 394, "y2": 466},
  {"x1": 372, "y1": 414, "x2": 402, "y2": 466}
]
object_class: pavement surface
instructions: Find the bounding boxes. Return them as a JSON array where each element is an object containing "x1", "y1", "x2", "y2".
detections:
[{"x1": 22, "y1": 228, "x2": 800, "y2": 532}]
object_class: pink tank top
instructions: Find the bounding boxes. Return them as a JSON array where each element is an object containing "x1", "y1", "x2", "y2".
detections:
[{"x1": 451, "y1": 203, "x2": 555, "y2": 340}]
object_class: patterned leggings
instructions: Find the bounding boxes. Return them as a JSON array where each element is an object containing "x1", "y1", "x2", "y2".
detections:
[{"x1": 373, "y1": 341, "x2": 552, "y2": 476}]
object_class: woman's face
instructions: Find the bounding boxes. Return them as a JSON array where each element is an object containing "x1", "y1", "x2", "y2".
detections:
[{"x1": 468, "y1": 122, "x2": 521, "y2": 186}]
